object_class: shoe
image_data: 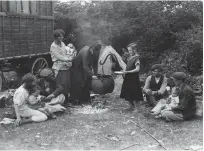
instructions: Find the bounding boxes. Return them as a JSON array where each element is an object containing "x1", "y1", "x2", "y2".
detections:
[{"x1": 155, "y1": 115, "x2": 162, "y2": 119}]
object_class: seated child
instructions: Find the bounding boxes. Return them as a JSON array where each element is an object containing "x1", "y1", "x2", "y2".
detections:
[
  {"x1": 28, "y1": 86, "x2": 57, "y2": 119},
  {"x1": 28, "y1": 78, "x2": 66, "y2": 118},
  {"x1": 152, "y1": 87, "x2": 179, "y2": 118}
]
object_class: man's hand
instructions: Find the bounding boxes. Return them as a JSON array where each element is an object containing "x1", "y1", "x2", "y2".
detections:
[
  {"x1": 46, "y1": 94, "x2": 55, "y2": 101},
  {"x1": 15, "y1": 117, "x2": 22, "y2": 127},
  {"x1": 157, "y1": 91, "x2": 162, "y2": 95},
  {"x1": 40, "y1": 102, "x2": 45, "y2": 107},
  {"x1": 146, "y1": 89, "x2": 152, "y2": 95},
  {"x1": 92, "y1": 75, "x2": 98, "y2": 79},
  {"x1": 152, "y1": 91, "x2": 158, "y2": 95},
  {"x1": 40, "y1": 96, "x2": 46, "y2": 102}
]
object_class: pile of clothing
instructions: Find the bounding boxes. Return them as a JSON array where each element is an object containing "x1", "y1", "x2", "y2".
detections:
[{"x1": 0, "y1": 89, "x2": 15, "y2": 108}]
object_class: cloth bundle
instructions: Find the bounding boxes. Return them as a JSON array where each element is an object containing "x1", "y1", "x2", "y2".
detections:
[{"x1": 0, "y1": 118, "x2": 15, "y2": 125}]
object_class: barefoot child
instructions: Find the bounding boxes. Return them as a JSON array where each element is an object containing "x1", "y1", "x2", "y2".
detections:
[{"x1": 120, "y1": 42, "x2": 144, "y2": 111}]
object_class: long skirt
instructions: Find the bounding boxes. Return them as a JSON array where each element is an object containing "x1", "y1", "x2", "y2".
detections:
[
  {"x1": 120, "y1": 73, "x2": 144, "y2": 102},
  {"x1": 56, "y1": 69, "x2": 71, "y2": 97}
]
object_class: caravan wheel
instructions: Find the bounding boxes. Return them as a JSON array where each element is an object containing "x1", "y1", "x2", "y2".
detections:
[{"x1": 31, "y1": 57, "x2": 48, "y2": 76}]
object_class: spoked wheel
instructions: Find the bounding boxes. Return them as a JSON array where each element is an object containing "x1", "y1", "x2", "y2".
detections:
[{"x1": 31, "y1": 57, "x2": 48, "y2": 77}]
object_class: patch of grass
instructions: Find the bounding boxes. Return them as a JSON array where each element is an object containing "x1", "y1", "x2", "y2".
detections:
[{"x1": 0, "y1": 94, "x2": 203, "y2": 150}]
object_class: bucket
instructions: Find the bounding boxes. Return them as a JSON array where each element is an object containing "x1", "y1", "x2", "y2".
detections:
[{"x1": 91, "y1": 74, "x2": 115, "y2": 94}]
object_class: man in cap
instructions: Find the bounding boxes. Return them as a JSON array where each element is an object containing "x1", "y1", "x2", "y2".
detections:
[
  {"x1": 160, "y1": 72, "x2": 197, "y2": 121},
  {"x1": 143, "y1": 64, "x2": 168, "y2": 106},
  {"x1": 37, "y1": 68, "x2": 65, "y2": 105}
]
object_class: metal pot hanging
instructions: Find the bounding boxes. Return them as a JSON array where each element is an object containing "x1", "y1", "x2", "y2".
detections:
[{"x1": 91, "y1": 74, "x2": 115, "y2": 94}]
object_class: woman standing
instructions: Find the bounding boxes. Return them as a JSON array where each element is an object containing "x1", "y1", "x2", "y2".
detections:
[
  {"x1": 50, "y1": 29, "x2": 73, "y2": 104},
  {"x1": 120, "y1": 42, "x2": 144, "y2": 111}
]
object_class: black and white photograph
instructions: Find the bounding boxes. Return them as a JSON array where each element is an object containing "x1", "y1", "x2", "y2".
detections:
[{"x1": 0, "y1": 0, "x2": 203, "y2": 150}]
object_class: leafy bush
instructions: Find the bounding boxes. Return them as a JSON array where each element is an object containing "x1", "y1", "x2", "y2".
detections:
[{"x1": 54, "y1": 1, "x2": 203, "y2": 83}]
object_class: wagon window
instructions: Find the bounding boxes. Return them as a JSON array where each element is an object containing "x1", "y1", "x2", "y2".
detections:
[{"x1": 0, "y1": 1, "x2": 9, "y2": 12}]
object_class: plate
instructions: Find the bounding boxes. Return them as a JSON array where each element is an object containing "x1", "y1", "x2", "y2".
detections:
[{"x1": 114, "y1": 71, "x2": 124, "y2": 74}]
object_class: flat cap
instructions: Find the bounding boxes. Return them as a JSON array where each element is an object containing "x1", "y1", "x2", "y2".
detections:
[
  {"x1": 151, "y1": 64, "x2": 163, "y2": 71},
  {"x1": 172, "y1": 72, "x2": 187, "y2": 81},
  {"x1": 39, "y1": 68, "x2": 54, "y2": 78}
]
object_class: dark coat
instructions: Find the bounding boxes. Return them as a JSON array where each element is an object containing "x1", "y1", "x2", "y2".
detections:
[
  {"x1": 70, "y1": 46, "x2": 95, "y2": 102},
  {"x1": 74, "y1": 46, "x2": 94, "y2": 86},
  {"x1": 37, "y1": 77, "x2": 64, "y2": 97},
  {"x1": 172, "y1": 83, "x2": 197, "y2": 120}
]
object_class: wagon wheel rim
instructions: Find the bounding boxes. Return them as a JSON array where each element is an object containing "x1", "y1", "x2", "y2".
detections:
[{"x1": 31, "y1": 58, "x2": 48, "y2": 77}]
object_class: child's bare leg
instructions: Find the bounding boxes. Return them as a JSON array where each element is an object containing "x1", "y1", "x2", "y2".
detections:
[
  {"x1": 134, "y1": 101, "x2": 141, "y2": 111},
  {"x1": 126, "y1": 100, "x2": 135, "y2": 111},
  {"x1": 39, "y1": 107, "x2": 56, "y2": 119}
]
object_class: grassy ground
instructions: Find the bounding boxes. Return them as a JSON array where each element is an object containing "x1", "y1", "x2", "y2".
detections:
[{"x1": 0, "y1": 94, "x2": 203, "y2": 150}]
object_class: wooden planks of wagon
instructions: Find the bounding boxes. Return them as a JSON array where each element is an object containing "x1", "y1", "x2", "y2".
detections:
[{"x1": 0, "y1": 1, "x2": 54, "y2": 76}]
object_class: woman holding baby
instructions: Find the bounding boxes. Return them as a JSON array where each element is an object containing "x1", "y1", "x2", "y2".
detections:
[{"x1": 50, "y1": 29, "x2": 75, "y2": 104}]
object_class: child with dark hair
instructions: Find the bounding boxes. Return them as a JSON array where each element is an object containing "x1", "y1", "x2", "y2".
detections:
[
  {"x1": 13, "y1": 73, "x2": 48, "y2": 127},
  {"x1": 27, "y1": 68, "x2": 66, "y2": 118}
]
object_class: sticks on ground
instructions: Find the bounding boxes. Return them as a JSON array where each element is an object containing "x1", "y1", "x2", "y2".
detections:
[{"x1": 129, "y1": 120, "x2": 168, "y2": 150}]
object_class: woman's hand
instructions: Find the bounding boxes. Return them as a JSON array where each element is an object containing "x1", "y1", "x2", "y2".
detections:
[
  {"x1": 92, "y1": 75, "x2": 98, "y2": 79},
  {"x1": 15, "y1": 117, "x2": 22, "y2": 127}
]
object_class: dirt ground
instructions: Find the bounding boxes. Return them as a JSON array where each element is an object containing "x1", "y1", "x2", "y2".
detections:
[{"x1": 0, "y1": 94, "x2": 203, "y2": 150}]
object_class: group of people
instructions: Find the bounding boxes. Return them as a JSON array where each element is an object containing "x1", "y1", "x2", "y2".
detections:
[
  {"x1": 13, "y1": 29, "x2": 197, "y2": 126},
  {"x1": 119, "y1": 43, "x2": 197, "y2": 122}
]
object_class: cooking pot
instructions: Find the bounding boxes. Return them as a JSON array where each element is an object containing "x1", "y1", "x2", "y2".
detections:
[{"x1": 91, "y1": 74, "x2": 114, "y2": 94}]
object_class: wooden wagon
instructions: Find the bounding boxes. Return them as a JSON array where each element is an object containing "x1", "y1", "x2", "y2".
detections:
[{"x1": 0, "y1": 1, "x2": 54, "y2": 90}]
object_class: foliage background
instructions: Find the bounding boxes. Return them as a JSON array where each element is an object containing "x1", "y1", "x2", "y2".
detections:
[{"x1": 54, "y1": 1, "x2": 203, "y2": 91}]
